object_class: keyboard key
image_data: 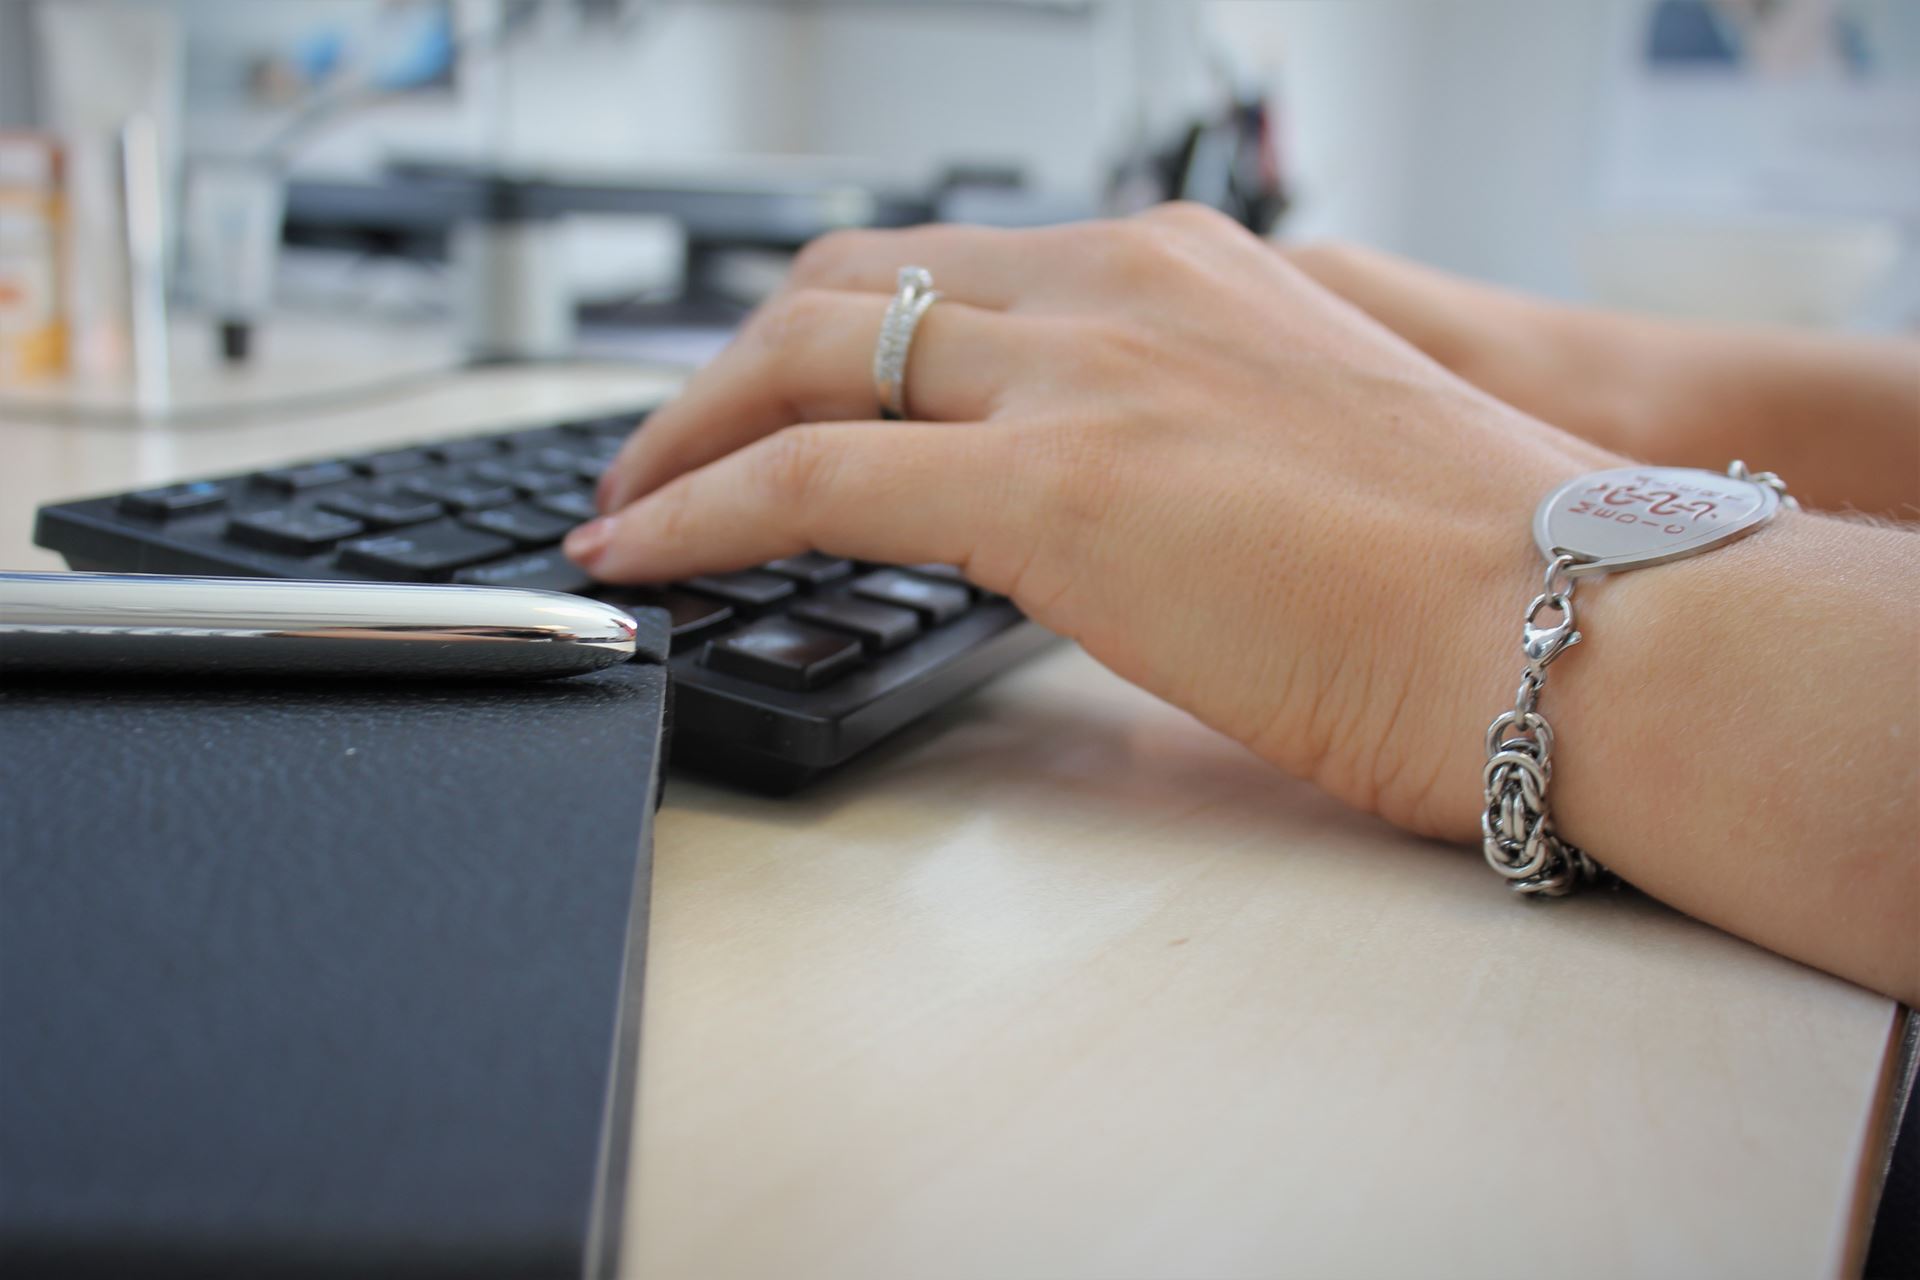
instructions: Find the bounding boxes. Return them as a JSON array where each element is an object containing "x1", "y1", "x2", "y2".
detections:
[
  {"x1": 353, "y1": 448, "x2": 433, "y2": 477},
  {"x1": 562, "y1": 414, "x2": 640, "y2": 438},
  {"x1": 470, "y1": 460, "x2": 576, "y2": 495},
  {"x1": 904, "y1": 563, "x2": 972, "y2": 588},
  {"x1": 763, "y1": 552, "x2": 854, "y2": 587},
  {"x1": 851, "y1": 569, "x2": 971, "y2": 624},
  {"x1": 517, "y1": 469, "x2": 578, "y2": 495},
  {"x1": 601, "y1": 588, "x2": 734, "y2": 651},
  {"x1": 399, "y1": 474, "x2": 516, "y2": 512},
  {"x1": 256, "y1": 461, "x2": 354, "y2": 493},
  {"x1": 503, "y1": 427, "x2": 568, "y2": 452},
  {"x1": 703, "y1": 617, "x2": 863, "y2": 691},
  {"x1": 337, "y1": 522, "x2": 515, "y2": 581},
  {"x1": 904, "y1": 561, "x2": 997, "y2": 598},
  {"x1": 788, "y1": 596, "x2": 921, "y2": 653},
  {"x1": 534, "y1": 447, "x2": 592, "y2": 472},
  {"x1": 117, "y1": 481, "x2": 226, "y2": 520},
  {"x1": 535, "y1": 490, "x2": 600, "y2": 523},
  {"x1": 684, "y1": 570, "x2": 796, "y2": 610},
  {"x1": 460, "y1": 503, "x2": 576, "y2": 547},
  {"x1": 426, "y1": 438, "x2": 502, "y2": 463},
  {"x1": 226, "y1": 508, "x2": 366, "y2": 556},
  {"x1": 452, "y1": 551, "x2": 594, "y2": 595},
  {"x1": 317, "y1": 488, "x2": 445, "y2": 529}
]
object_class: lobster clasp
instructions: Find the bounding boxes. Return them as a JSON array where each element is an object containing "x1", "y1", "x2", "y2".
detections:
[{"x1": 1522, "y1": 595, "x2": 1581, "y2": 668}]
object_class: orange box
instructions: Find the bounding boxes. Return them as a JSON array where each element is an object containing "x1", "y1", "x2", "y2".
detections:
[{"x1": 0, "y1": 133, "x2": 67, "y2": 382}]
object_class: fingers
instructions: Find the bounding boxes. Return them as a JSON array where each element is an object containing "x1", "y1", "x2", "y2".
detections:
[
  {"x1": 570, "y1": 420, "x2": 1024, "y2": 587},
  {"x1": 598, "y1": 288, "x2": 1022, "y2": 512},
  {"x1": 785, "y1": 224, "x2": 1038, "y2": 307},
  {"x1": 789, "y1": 211, "x2": 1295, "y2": 331},
  {"x1": 787, "y1": 218, "x2": 1201, "y2": 309},
  {"x1": 781, "y1": 205, "x2": 1263, "y2": 330}
]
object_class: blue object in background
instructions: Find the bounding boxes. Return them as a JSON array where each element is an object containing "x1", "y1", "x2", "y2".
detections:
[
  {"x1": 285, "y1": 2, "x2": 455, "y2": 94},
  {"x1": 368, "y1": 2, "x2": 456, "y2": 91},
  {"x1": 292, "y1": 26, "x2": 347, "y2": 84}
]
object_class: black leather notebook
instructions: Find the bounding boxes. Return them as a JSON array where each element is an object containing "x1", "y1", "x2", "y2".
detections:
[{"x1": 0, "y1": 630, "x2": 669, "y2": 1278}]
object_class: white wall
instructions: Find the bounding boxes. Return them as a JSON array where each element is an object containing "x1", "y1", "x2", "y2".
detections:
[
  {"x1": 1306, "y1": 0, "x2": 1615, "y2": 297},
  {"x1": 174, "y1": 0, "x2": 1610, "y2": 280},
  {"x1": 156, "y1": 0, "x2": 1912, "y2": 313},
  {"x1": 490, "y1": 3, "x2": 813, "y2": 170},
  {"x1": 779, "y1": 3, "x2": 1129, "y2": 193},
  {"x1": 759, "y1": 0, "x2": 1622, "y2": 298},
  {"x1": 485, "y1": 1, "x2": 1129, "y2": 189}
]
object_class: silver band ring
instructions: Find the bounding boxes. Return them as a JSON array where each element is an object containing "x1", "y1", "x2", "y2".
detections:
[{"x1": 873, "y1": 265, "x2": 941, "y2": 420}]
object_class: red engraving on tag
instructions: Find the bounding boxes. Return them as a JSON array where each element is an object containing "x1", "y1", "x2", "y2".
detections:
[{"x1": 1582, "y1": 481, "x2": 1721, "y2": 524}]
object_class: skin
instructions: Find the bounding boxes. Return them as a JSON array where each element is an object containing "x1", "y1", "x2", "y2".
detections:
[
  {"x1": 571, "y1": 203, "x2": 1920, "y2": 1004},
  {"x1": 1281, "y1": 240, "x2": 1920, "y2": 518}
]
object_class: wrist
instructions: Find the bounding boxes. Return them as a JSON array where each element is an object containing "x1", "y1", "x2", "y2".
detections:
[
  {"x1": 1459, "y1": 458, "x2": 1796, "y2": 864},
  {"x1": 1539, "y1": 506, "x2": 1815, "y2": 874},
  {"x1": 1484, "y1": 508, "x2": 1918, "y2": 1002},
  {"x1": 1387, "y1": 416, "x2": 1622, "y2": 839}
]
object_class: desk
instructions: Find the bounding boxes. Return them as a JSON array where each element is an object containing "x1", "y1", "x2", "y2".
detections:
[{"x1": 1, "y1": 359, "x2": 1904, "y2": 1279}]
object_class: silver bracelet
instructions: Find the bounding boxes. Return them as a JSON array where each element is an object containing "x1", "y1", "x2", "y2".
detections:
[{"x1": 1482, "y1": 461, "x2": 1794, "y2": 896}]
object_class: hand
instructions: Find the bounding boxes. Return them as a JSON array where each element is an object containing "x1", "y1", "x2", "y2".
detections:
[
  {"x1": 575, "y1": 205, "x2": 1919, "y2": 1002},
  {"x1": 1282, "y1": 240, "x2": 1920, "y2": 518},
  {"x1": 574, "y1": 203, "x2": 1618, "y2": 836},
  {"x1": 1279, "y1": 241, "x2": 1651, "y2": 456}
]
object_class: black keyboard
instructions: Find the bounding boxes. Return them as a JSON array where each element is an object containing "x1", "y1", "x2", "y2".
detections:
[{"x1": 31, "y1": 408, "x2": 1055, "y2": 789}]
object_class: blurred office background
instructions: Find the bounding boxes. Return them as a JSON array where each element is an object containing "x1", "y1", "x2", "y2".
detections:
[{"x1": 2, "y1": 0, "x2": 1916, "y2": 395}]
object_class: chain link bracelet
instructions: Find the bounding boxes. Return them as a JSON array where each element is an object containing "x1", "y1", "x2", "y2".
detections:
[{"x1": 1481, "y1": 461, "x2": 1793, "y2": 897}]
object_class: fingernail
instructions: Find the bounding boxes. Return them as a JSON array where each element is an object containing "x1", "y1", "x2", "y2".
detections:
[{"x1": 564, "y1": 516, "x2": 617, "y2": 565}]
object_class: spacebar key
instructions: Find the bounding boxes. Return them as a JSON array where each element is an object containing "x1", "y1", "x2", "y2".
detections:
[{"x1": 337, "y1": 521, "x2": 514, "y2": 581}]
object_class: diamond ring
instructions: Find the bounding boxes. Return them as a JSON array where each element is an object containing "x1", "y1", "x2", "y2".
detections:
[{"x1": 873, "y1": 265, "x2": 941, "y2": 420}]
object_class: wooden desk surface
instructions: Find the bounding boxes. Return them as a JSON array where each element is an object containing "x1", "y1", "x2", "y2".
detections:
[{"x1": 1, "y1": 359, "x2": 1900, "y2": 1280}]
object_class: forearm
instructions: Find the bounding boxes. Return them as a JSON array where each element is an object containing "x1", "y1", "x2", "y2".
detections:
[
  {"x1": 1594, "y1": 319, "x2": 1920, "y2": 518},
  {"x1": 1284, "y1": 241, "x2": 1920, "y2": 518},
  {"x1": 1537, "y1": 512, "x2": 1918, "y2": 1001}
]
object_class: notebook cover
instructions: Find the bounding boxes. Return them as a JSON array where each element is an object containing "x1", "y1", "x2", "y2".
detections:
[{"x1": 0, "y1": 638, "x2": 668, "y2": 1278}]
